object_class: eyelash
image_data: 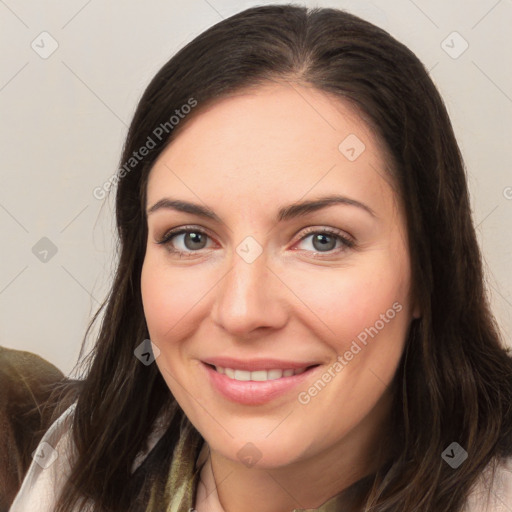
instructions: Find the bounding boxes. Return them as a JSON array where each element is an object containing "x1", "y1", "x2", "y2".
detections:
[{"x1": 155, "y1": 225, "x2": 355, "y2": 259}]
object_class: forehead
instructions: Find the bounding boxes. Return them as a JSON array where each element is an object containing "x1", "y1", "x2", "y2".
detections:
[{"x1": 146, "y1": 83, "x2": 398, "y2": 220}]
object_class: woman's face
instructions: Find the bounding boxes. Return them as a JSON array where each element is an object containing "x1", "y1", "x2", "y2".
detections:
[{"x1": 141, "y1": 83, "x2": 418, "y2": 470}]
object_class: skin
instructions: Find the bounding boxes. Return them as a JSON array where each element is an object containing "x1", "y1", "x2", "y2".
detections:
[{"x1": 141, "y1": 82, "x2": 420, "y2": 512}]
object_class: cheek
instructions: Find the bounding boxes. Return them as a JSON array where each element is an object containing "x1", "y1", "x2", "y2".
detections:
[
  {"x1": 140, "y1": 255, "x2": 211, "y2": 341},
  {"x1": 294, "y1": 259, "x2": 410, "y2": 438},
  {"x1": 286, "y1": 255, "x2": 411, "y2": 354}
]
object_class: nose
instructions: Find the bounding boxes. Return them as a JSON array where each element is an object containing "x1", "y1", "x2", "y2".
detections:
[{"x1": 210, "y1": 248, "x2": 289, "y2": 338}]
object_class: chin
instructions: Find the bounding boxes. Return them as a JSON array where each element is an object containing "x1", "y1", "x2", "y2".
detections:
[{"x1": 208, "y1": 434, "x2": 310, "y2": 470}]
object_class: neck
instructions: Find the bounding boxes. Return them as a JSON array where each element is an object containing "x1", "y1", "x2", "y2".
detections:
[{"x1": 195, "y1": 390, "x2": 393, "y2": 512}]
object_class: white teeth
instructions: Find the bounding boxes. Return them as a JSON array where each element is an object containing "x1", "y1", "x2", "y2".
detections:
[
  {"x1": 267, "y1": 369, "x2": 283, "y2": 380},
  {"x1": 214, "y1": 366, "x2": 308, "y2": 381},
  {"x1": 251, "y1": 370, "x2": 268, "y2": 381},
  {"x1": 234, "y1": 369, "x2": 251, "y2": 381}
]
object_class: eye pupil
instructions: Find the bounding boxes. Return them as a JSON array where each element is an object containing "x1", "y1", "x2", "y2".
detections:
[
  {"x1": 185, "y1": 232, "x2": 207, "y2": 250},
  {"x1": 313, "y1": 233, "x2": 336, "y2": 252}
]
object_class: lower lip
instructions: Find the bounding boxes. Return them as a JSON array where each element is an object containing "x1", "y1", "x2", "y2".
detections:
[{"x1": 202, "y1": 362, "x2": 318, "y2": 405}]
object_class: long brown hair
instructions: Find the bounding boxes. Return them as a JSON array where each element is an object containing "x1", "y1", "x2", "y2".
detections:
[{"x1": 54, "y1": 5, "x2": 512, "y2": 511}]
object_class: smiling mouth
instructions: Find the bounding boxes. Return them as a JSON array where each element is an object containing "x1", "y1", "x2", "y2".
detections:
[{"x1": 206, "y1": 364, "x2": 319, "y2": 382}]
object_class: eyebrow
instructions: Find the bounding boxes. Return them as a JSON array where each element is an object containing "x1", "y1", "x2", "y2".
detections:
[{"x1": 146, "y1": 194, "x2": 376, "y2": 221}]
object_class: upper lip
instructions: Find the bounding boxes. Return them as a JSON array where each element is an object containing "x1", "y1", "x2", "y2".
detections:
[{"x1": 202, "y1": 357, "x2": 320, "y2": 371}]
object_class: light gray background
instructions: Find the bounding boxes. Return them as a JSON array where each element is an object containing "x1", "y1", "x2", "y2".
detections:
[{"x1": 1, "y1": 0, "x2": 511, "y2": 376}]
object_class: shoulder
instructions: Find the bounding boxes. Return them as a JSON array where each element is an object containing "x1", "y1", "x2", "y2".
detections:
[
  {"x1": 9, "y1": 403, "x2": 78, "y2": 512},
  {"x1": 464, "y1": 455, "x2": 512, "y2": 511},
  {"x1": 9, "y1": 400, "x2": 181, "y2": 511}
]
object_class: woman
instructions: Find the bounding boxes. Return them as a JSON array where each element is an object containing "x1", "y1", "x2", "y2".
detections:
[{"x1": 10, "y1": 4, "x2": 512, "y2": 511}]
